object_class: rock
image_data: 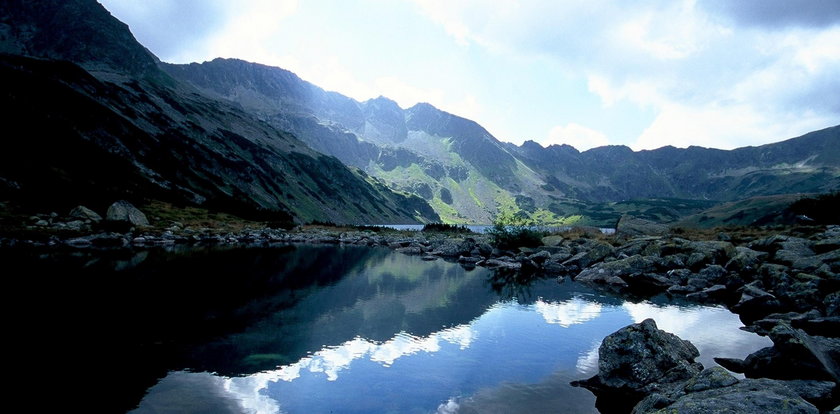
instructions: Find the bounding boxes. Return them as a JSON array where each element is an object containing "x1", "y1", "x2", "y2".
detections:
[
  {"x1": 768, "y1": 324, "x2": 840, "y2": 382},
  {"x1": 713, "y1": 357, "x2": 747, "y2": 373},
  {"x1": 684, "y1": 240, "x2": 736, "y2": 271},
  {"x1": 573, "y1": 319, "x2": 702, "y2": 396},
  {"x1": 68, "y1": 205, "x2": 102, "y2": 223},
  {"x1": 733, "y1": 282, "x2": 781, "y2": 322},
  {"x1": 725, "y1": 246, "x2": 766, "y2": 273},
  {"x1": 826, "y1": 292, "x2": 840, "y2": 317},
  {"x1": 686, "y1": 284, "x2": 729, "y2": 303},
  {"x1": 65, "y1": 237, "x2": 92, "y2": 247},
  {"x1": 395, "y1": 246, "x2": 423, "y2": 255},
  {"x1": 792, "y1": 316, "x2": 840, "y2": 337},
  {"x1": 105, "y1": 200, "x2": 149, "y2": 227},
  {"x1": 432, "y1": 238, "x2": 474, "y2": 257},
  {"x1": 681, "y1": 366, "x2": 739, "y2": 393},
  {"x1": 814, "y1": 237, "x2": 840, "y2": 254},
  {"x1": 476, "y1": 242, "x2": 493, "y2": 257},
  {"x1": 421, "y1": 255, "x2": 438, "y2": 261},
  {"x1": 774, "y1": 237, "x2": 817, "y2": 267},
  {"x1": 457, "y1": 256, "x2": 481, "y2": 264},
  {"x1": 616, "y1": 215, "x2": 669, "y2": 237},
  {"x1": 526, "y1": 250, "x2": 551, "y2": 264},
  {"x1": 35, "y1": 219, "x2": 49, "y2": 227},
  {"x1": 574, "y1": 254, "x2": 660, "y2": 290},
  {"x1": 633, "y1": 377, "x2": 819, "y2": 414},
  {"x1": 482, "y1": 258, "x2": 522, "y2": 269},
  {"x1": 541, "y1": 235, "x2": 564, "y2": 247},
  {"x1": 64, "y1": 220, "x2": 86, "y2": 231},
  {"x1": 562, "y1": 240, "x2": 614, "y2": 270},
  {"x1": 734, "y1": 323, "x2": 840, "y2": 383},
  {"x1": 782, "y1": 380, "x2": 837, "y2": 409}
]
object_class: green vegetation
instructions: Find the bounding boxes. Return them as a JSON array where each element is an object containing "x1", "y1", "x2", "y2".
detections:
[
  {"x1": 487, "y1": 211, "x2": 547, "y2": 250},
  {"x1": 421, "y1": 223, "x2": 472, "y2": 233}
]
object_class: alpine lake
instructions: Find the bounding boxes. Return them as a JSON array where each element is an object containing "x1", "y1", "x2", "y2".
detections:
[{"x1": 5, "y1": 243, "x2": 771, "y2": 413}]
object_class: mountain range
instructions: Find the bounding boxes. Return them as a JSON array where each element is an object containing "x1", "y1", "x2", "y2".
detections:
[
  {"x1": 162, "y1": 57, "x2": 840, "y2": 224},
  {"x1": 1, "y1": 0, "x2": 838, "y2": 227}
]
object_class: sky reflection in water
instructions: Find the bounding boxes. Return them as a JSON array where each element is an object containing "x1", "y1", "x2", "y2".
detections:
[{"x1": 131, "y1": 247, "x2": 770, "y2": 414}]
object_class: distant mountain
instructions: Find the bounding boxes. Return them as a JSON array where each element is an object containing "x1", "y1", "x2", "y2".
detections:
[
  {"x1": 162, "y1": 57, "x2": 840, "y2": 224},
  {"x1": 0, "y1": 0, "x2": 438, "y2": 224}
]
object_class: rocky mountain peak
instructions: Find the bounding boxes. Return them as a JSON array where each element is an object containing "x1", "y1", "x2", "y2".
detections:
[{"x1": 0, "y1": 0, "x2": 159, "y2": 76}]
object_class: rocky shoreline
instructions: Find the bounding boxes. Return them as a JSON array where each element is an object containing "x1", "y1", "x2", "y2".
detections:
[{"x1": 2, "y1": 203, "x2": 839, "y2": 412}]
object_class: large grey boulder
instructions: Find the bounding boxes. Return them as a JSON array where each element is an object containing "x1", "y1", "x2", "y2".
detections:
[
  {"x1": 68, "y1": 205, "x2": 102, "y2": 223},
  {"x1": 616, "y1": 215, "x2": 669, "y2": 238},
  {"x1": 573, "y1": 319, "x2": 702, "y2": 395},
  {"x1": 716, "y1": 322, "x2": 840, "y2": 384},
  {"x1": 574, "y1": 254, "x2": 673, "y2": 291},
  {"x1": 105, "y1": 200, "x2": 149, "y2": 227},
  {"x1": 633, "y1": 371, "x2": 820, "y2": 414}
]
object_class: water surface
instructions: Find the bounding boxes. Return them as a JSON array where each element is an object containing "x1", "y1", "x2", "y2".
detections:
[{"x1": 4, "y1": 245, "x2": 768, "y2": 413}]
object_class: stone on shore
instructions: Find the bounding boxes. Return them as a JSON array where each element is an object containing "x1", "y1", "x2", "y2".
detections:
[
  {"x1": 105, "y1": 200, "x2": 149, "y2": 227},
  {"x1": 573, "y1": 319, "x2": 702, "y2": 395},
  {"x1": 633, "y1": 371, "x2": 820, "y2": 414},
  {"x1": 616, "y1": 215, "x2": 669, "y2": 238},
  {"x1": 68, "y1": 205, "x2": 102, "y2": 223}
]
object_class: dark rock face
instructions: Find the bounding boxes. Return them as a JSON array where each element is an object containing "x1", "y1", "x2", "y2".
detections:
[
  {"x1": 105, "y1": 200, "x2": 149, "y2": 227},
  {"x1": 573, "y1": 319, "x2": 702, "y2": 399}
]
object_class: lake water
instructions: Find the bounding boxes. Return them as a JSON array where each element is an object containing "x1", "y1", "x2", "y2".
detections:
[
  {"x1": 4, "y1": 244, "x2": 768, "y2": 413},
  {"x1": 373, "y1": 224, "x2": 617, "y2": 235}
]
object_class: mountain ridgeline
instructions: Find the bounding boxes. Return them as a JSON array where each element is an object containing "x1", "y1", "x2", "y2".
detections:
[
  {"x1": 0, "y1": 0, "x2": 438, "y2": 225},
  {"x1": 162, "y1": 57, "x2": 840, "y2": 225},
  {"x1": 1, "y1": 0, "x2": 838, "y2": 227}
]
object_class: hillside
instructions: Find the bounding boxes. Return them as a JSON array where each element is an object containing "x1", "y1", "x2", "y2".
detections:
[
  {"x1": 162, "y1": 58, "x2": 840, "y2": 225},
  {"x1": 0, "y1": 0, "x2": 438, "y2": 224}
]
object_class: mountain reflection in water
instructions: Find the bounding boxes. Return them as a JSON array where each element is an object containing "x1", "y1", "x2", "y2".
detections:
[{"x1": 3, "y1": 245, "x2": 770, "y2": 414}]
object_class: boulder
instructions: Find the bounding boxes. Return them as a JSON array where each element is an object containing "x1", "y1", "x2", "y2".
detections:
[
  {"x1": 574, "y1": 254, "x2": 659, "y2": 290},
  {"x1": 686, "y1": 284, "x2": 729, "y2": 303},
  {"x1": 684, "y1": 240, "x2": 736, "y2": 270},
  {"x1": 562, "y1": 240, "x2": 615, "y2": 270},
  {"x1": 725, "y1": 246, "x2": 766, "y2": 273},
  {"x1": 105, "y1": 200, "x2": 149, "y2": 227},
  {"x1": 633, "y1": 375, "x2": 819, "y2": 414},
  {"x1": 616, "y1": 215, "x2": 669, "y2": 237},
  {"x1": 68, "y1": 205, "x2": 102, "y2": 223},
  {"x1": 732, "y1": 282, "x2": 782, "y2": 322},
  {"x1": 721, "y1": 323, "x2": 840, "y2": 383},
  {"x1": 572, "y1": 319, "x2": 702, "y2": 396}
]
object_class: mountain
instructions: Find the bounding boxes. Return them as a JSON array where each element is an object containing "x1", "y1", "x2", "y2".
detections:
[
  {"x1": 0, "y1": 0, "x2": 438, "y2": 224},
  {"x1": 161, "y1": 57, "x2": 840, "y2": 225}
]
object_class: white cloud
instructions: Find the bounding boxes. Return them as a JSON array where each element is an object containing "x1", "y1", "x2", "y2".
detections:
[
  {"x1": 412, "y1": 0, "x2": 840, "y2": 149},
  {"x1": 575, "y1": 341, "x2": 601, "y2": 375},
  {"x1": 534, "y1": 298, "x2": 603, "y2": 326},
  {"x1": 543, "y1": 123, "x2": 610, "y2": 151}
]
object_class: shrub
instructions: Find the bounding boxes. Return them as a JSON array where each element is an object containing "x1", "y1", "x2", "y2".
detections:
[
  {"x1": 487, "y1": 212, "x2": 546, "y2": 249},
  {"x1": 422, "y1": 222, "x2": 471, "y2": 233}
]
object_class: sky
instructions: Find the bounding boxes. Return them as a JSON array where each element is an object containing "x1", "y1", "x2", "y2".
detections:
[{"x1": 98, "y1": 0, "x2": 840, "y2": 152}]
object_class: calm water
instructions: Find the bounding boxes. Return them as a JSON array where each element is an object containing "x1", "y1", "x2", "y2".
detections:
[
  {"x1": 4, "y1": 245, "x2": 768, "y2": 413},
  {"x1": 374, "y1": 224, "x2": 616, "y2": 234}
]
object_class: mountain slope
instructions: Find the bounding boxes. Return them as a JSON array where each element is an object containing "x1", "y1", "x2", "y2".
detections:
[
  {"x1": 162, "y1": 58, "x2": 553, "y2": 223},
  {"x1": 0, "y1": 0, "x2": 438, "y2": 224},
  {"x1": 162, "y1": 57, "x2": 840, "y2": 224}
]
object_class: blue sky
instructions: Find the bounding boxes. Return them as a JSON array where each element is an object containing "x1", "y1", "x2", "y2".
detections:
[{"x1": 100, "y1": 0, "x2": 839, "y2": 151}]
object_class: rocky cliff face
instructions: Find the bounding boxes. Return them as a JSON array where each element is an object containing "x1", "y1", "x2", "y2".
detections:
[
  {"x1": 0, "y1": 0, "x2": 438, "y2": 224},
  {"x1": 162, "y1": 57, "x2": 840, "y2": 225}
]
